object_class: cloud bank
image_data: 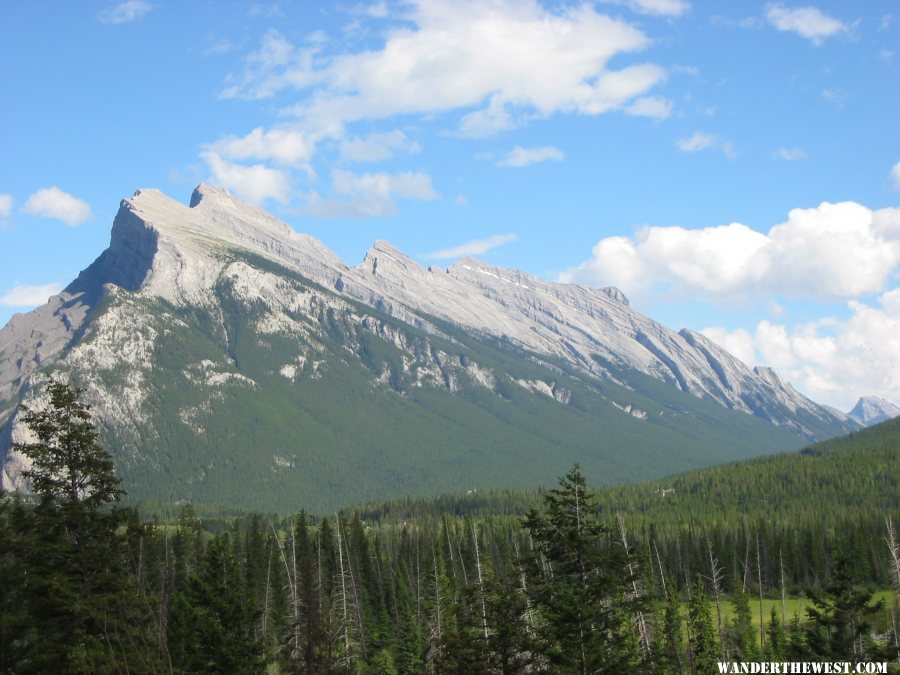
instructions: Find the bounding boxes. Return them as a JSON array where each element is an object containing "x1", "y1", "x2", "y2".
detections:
[{"x1": 559, "y1": 202, "x2": 900, "y2": 302}]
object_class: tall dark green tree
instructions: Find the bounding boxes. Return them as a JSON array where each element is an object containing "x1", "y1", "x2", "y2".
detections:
[
  {"x1": 687, "y1": 574, "x2": 719, "y2": 674},
  {"x1": 654, "y1": 582, "x2": 684, "y2": 675},
  {"x1": 169, "y1": 533, "x2": 264, "y2": 673},
  {"x1": 805, "y1": 552, "x2": 884, "y2": 660},
  {"x1": 17, "y1": 380, "x2": 124, "y2": 508},
  {"x1": 10, "y1": 380, "x2": 163, "y2": 673},
  {"x1": 727, "y1": 590, "x2": 758, "y2": 661},
  {"x1": 523, "y1": 465, "x2": 641, "y2": 674}
]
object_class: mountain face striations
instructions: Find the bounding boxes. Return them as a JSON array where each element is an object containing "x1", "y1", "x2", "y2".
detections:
[{"x1": 0, "y1": 186, "x2": 857, "y2": 511}]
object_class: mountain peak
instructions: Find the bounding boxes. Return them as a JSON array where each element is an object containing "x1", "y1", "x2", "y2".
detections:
[
  {"x1": 847, "y1": 396, "x2": 900, "y2": 426},
  {"x1": 360, "y1": 240, "x2": 424, "y2": 277},
  {"x1": 188, "y1": 182, "x2": 229, "y2": 207}
]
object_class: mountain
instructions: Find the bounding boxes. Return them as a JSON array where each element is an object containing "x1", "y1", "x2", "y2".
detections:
[
  {"x1": 0, "y1": 185, "x2": 857, "y2": 511},
  {"x1": 847, "y1": 395, "x2": 900, "y2": 426}
]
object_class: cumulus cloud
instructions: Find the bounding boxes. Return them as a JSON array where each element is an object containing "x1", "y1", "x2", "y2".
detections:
[
  {"x1": 699, "y1": 326, "x2": 757, "y2": 368},
  {"x1": 98, "y1": 0, "x2": 153, "y2": 25},
  {"x1": 22, "y1": 187, "x2": 92, "y2": 225},
  {"x1": 0, "y1": 194, "x2": 12, "y2": 219},
  {"x1": 497, "y1": 146, "x2": 564, "y2": 168},
  {"x1": 0, "y1": 283, "x2": 63, "y2": 307},
  {"x1": 892, "y1": 161, "x2": 900, "y2": 189},
  {"x1": 304, "y1": 169, "x2": 439, "y2": 218},
  {"x1": 201, "y1": 151, "x2": 290, "y2": 204},
  {"x1": 425, "y1": 234, "x2": 518, "y2": 260},
  {"x1": 765, "y1": 3, "x2": 849, "y2": 45},
  {"x1": 208, "y1": 127, "x2": 317, "y2": 168},
  {"x1": 340, "y1": 130, "x2": 421, "y2": 163},
  {"x1": 701, "y1": 290, "x2": 900, "y2": 410},
  {"x1": 559, "y1": 202, "x2": 900, "y2": 303},
  {"x1": 224, "y1": 1, "x2": 665, "y2": 134}
]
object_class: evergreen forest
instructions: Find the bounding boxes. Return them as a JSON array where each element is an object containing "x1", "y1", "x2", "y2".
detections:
[{"x1": 1, "y1": 382, "x2": 898, "y2": 673}]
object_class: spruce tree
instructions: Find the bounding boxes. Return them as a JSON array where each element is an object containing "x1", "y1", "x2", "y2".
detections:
[
  {"x1": 169, "y1": 533, "x2": 264, "y2": 673},
  {"x1": 687, "y1": 574, "x2": 718, "y2": 674},
  {"x1": 805, "y1": 552, "x2": 884, "y2": 659},
  {"x1": 728, "y1": 590, "x2": 757, "y2": 661},
  {"x1": 655, "y1": 583, "x2": 684, "y2": 674},
  {"x1": 523, "y1": 465, "x2": 640, "y2": 673},
  {"x1": 17, "y1": 380, "x2": 124, "y2": 508},
  {"x1": 11, "y1": 380, "x2": 163, "y2": 672}
]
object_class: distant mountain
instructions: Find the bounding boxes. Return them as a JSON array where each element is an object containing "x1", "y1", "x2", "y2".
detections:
[
  {"x1": 0, "y1": 186, "x2": 858, "y2": 511},
  {"x1": 847, "y1": 395, "x2": 900, "y2": 426}
]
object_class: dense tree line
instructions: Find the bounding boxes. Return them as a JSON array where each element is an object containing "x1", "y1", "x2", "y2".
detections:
[{"x1": 0, "y1": 383, "x2": 898, "y2": 673}]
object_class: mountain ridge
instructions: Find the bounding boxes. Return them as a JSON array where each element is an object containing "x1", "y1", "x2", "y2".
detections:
[{"x1": 0, "y1": 185, "x2": 858, "y2": 509}]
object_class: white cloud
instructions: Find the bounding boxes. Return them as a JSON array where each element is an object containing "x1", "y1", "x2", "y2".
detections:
[
  {"x1": 776, "y1": 146, "x2": 806, "y2": 161},
  {"x1": 220, "y1": 29, "x2": 323, "y2": 101},
  {"x1": 425, "y1": 234, "x2": 518, "y2": 260},
  {"x1": 676, "y1": 132, "x2": 735, "y2": 158},
  {"x1": 0, "y1": 194, "x2": 12, "y2": 219},
  {"x1": 892, "y1": 161, "x2": 900, "y2": 189},
  {"x1": 0, "y1": 283, "x2": 63, "y2": 308},
  {"x1": 699, "y1": 326, "x2": 756, "y2": 367},
  {"x1": 677, "y1": 132, "x2": 715, "y2": 152},
  {"x1": 704, "y1": 290, "x2": 900, "y2": 410},
  {"x1": 765, "y1": 3, "x2": 849, "y2": 45},
  {"x1": 226, "y1": 1, "x2": 665, "y2": 134},
  {"x1": 201, "y1": 151, "x2": 290, "y2": 204},
  {"x1": 340, "y1": 130, "x2": 421, "y2": 163},
  {"x1": 208, "y1": 127, "x2": 318, "y2": 168},
  {"x1": 497, "y1": 146, "x2": 564, "y2": 168},
  {"x1": 98, "y1": 0, "x2": 153, "y2": 25},
  {"x1": 626, "y1": 96, "x2": 673, "y2": 118},
  {"x1": 559, "y1": 202, "x2": 900, "y2": 303},
  {"x1": 22, "y1": 187, "x2": 92, "y2": 225},
  {"x1": 304, "y1": 169, "x2": 439, "y2": 218}
]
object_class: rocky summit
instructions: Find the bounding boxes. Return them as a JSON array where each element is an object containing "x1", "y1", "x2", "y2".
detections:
[
  {"x1": 847, "y1": 395, "x2": 900, "y2": 426},
  {"x1": 0, "y1": 186, "x2": 857, "y2": 511}
]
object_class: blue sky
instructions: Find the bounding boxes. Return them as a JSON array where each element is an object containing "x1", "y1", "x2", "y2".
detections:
[{"x1": 1, "y1": 0, "x2": 898, "y2": 410}]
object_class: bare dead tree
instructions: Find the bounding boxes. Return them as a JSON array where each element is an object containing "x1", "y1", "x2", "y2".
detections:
[
  {"x1": 706, "y1": 536, "x2": 726, "y2": 658},
  {"x1": 619, "y1": 514, "x2": 651, "y2": 656},
  {"x1": 471, "y1": 520, "x2": 489, "y2": 640}
]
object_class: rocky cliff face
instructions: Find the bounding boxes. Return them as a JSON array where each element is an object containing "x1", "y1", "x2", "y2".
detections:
[{"x1": 0, "y1": 185, "x2": 858, "y2": 506}]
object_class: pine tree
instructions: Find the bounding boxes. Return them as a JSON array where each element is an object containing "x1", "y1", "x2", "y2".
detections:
[
  {"x1": 655, "y1": 581, "x2": 684, "y2": 674},
  {"x1": 765, "y1": 606, "x2": 786, "y2": 660},
  {"x1": 169, "y1": 533, "x2": 264, "y2": 673},
  {"x1": 17, "y1": 380, "x2": 124, "y2": 508},
  {"x1": 728, "y1": 590, "x2": 758, "y2": 661},
  {"x1": 523, "y1": 465, "x2": 640, "y2": 673},
  {"x1": 11, "y1": 380, "x2": 164, "y2": 673},
  {"x1": 805, "y1": 552, "x2": 884, "y2": 659},
  {"x1": 687, "y1": 574, "x2": 719, "y2": 674}
]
